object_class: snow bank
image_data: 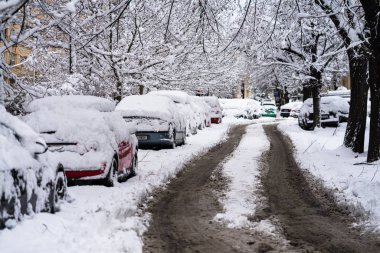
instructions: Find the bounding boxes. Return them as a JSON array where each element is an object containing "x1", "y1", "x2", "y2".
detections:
[
  {"x1": 279, "y1": 119, "x2": 380, "y2": 231},
  {"x1": 215, "y1": 124, "x2": 274, "y2": 234}
]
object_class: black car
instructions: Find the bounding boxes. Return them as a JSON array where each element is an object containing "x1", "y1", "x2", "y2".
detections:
[{"x1": 0, "y1": 107, "x2": 67, "y2": 229}]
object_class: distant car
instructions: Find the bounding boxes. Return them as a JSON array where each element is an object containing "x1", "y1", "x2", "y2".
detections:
[
  {"x1": 116, "y1": 95, "x2": 186, "y2": 148},
  {"x1": 148, "y1": 90, "x2": 198, "y2": 136},
  {"x1": 280, "y1": 101, "x2": 303, "y2": 118},
  {"x1": 203, "y1": 96, "x2": 223, "y2": 123},
  {"x1": 190, "y1": 96, "x2": 212, "y2": 129},
  {"x1": 298, "y1": 96, "x2": 349, "y2": 129},
  {"x1": 0, "y1": 106, "x2": 67, "y2": 229},
  {"x1": 219, "y1": 99, "x2": 262, "y2": 119},
  {"x1": 261, "y1": 102, "x2": 277, "y2": 118},
  {"x1": 23, "y1": 96, "x2": 138, "y2": 187}
]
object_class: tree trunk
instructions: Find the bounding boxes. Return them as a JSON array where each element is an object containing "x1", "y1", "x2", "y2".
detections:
[
  {"x1": 344, "y1": 50, "x2": 369, "y2": 153},
  {"x1": 367, "y1": 43, "x2": 380, "y2": 162},
  {"x1": 303, "y1": 83, "x2": 312, "y2": 101},
  {"x1": 360, "y1": 0, "x2": 380, "y2": 162},
  {"x1": 312, "y1": 85, "x2": 321, "y2": 128}
]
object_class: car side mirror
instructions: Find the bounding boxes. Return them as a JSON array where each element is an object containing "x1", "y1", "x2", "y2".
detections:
[{"x1": 34, "y1": 139, "x2": 48, "y2": 155}]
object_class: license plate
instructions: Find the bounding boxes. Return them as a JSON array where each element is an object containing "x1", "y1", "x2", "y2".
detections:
[{"x1": 137, "y1": 135, "x2": 148, "y2": 140}]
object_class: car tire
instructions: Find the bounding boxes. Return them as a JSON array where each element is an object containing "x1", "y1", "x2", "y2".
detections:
[
  {"x1": 104, "y1": 158, "x2": 118, "y2": 187},
  {"x1": 55, "y1": 171, "x2": 67, "y2": 200}
]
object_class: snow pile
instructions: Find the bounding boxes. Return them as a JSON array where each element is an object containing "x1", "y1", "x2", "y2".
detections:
[
  {"x1": 279, "y1": 120, "x2": 380, "y2": 231},
  {"x1": 215, "y1": 124, "x2": 274, "y2": 233}
]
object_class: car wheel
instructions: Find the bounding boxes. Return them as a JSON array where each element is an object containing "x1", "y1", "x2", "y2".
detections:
[
  {"x1": 55, "y1": 171, "x2": 67, "y2": 200},
  {"x1": 104, "y1": 158, "x2": 118, "y2": 187}
]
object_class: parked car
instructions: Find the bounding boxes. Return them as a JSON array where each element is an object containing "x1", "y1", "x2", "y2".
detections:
[
  {"x1": 0, "y1": 106, "x2": 67, "y2": 229},
  {"x1": 148, "y1": 90, "x2": 198, "y2": 135},
  {"x1": 261, "y1": 102, "x2": 277, "y2": 118},
  {"x1": 203, "y1": 96, "x2": 223, "y2": 123},
  {"x1": 116, "y1": 95, "x2": 186, "y2": 148},
  {"x1": 298, "y1": 96, "x2": 349, "y2": 129},
  {"x1": 280, "y1": 101, "x2": 303, "y2": 118},
  {"x1": 219, "y1": 99, "x2": 262, "y2": 119},
  {"x1": 23, "y1": 96, "x2": 138, "y2": 187},
  {"x1": 190, "y1": 96, "x2": 212, "y2": 129}
]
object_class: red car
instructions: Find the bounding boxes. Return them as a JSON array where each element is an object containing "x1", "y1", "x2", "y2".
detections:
[
  {"x1": 203, "y1": 96, "x2": 223, "y2": 124},
  {"x1": 23, "y1": 95, "x2": 138, "y2": 186}
]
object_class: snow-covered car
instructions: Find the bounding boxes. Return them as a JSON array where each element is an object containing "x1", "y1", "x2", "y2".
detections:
[
  {"x1": 23, "y1": 96, "x2": 138, "y2": 187},
  {"x1": 148, "y1": 90, "x2": 198, "y2": 135},
  {"x1": 203, "y1": 96, "x2": 223, "y2": 123},
  {"x1": 261, "y1": 102, "x2": 277, "y2": 118},
  {"x1": 280, "y1": 101, "x2": 303, "y2": 118},
  {"x1": 219, "y1": 99, "x2": 262, "y2": 119},
  {"x1": 0, "y1": 106, "x2": 67, "y2": 229},
  {"x1": 190, "y1": 96, "x2": 212, "y2": 129},
  {"x1": 116, "y1": 95, "x2": 186, "y2": 148},
  {"x1": 298, "y1": 96, "x2": 349, "y2": 129}
]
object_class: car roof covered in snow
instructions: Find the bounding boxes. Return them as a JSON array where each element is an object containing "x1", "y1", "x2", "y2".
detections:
[
  {"x1": 25, "y1": 95, "x2": 116, "y2": 113},
  {"x1": 115, "y1": 95, "x2": 179, "y2": 122},
  {"x1": 280, "y1": 101, "x2": 303, "y2": 110},
  {"x1": 203, "y1": 96, "x2": 221, "y2": 108},
  {"x1": 148, "y1": 90, "x2": 191, "y2": 104},
  {"x1": 302, "y1": 96, "x2": 349, "y2": 113}
]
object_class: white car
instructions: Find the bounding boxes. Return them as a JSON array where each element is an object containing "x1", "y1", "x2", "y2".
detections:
[
  {"x1": 23, "y1": 95, "x2": 138, "y2": 186},
  {"x1": 219, "y1": 99, "x2": 262, "y2": 119},
  {"x1": 116, "y1": 95, "x2": 186, "y2": 148},
  {"x1": 1, "y1": 105, "x2": 67, "y2": 229},
  {"x1": 190, "y1": 96, "x2": 212, "y2": 129},
  {"x1": 148, "y1": 90, "x2": 198, "y2": 135},
  {"x1": 298, "y1": 96, "x2": 349, "y2": 129},
  {"x1": 280, "y1": 101, "x2": 303, "y2": 118}
]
